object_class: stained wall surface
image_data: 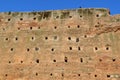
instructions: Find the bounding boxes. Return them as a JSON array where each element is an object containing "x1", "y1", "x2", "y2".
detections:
[{"x1": 0, "y1": 8, "x2": 120, "y2": 80}]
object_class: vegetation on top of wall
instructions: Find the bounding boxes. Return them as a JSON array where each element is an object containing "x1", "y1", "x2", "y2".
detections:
[
  {"x1": 78, "y1": 9, "x2": 93, "y2": 16},
  {"x1": 43, "y1": 11, "x2": 51, "y2": 19},
  {"x1": 60, "y1": 11, "x2": 70, "y2": 19},
  {"x1": 116, "y1": 18, "x2": 120, "y2": 22},
  {"x1": 12, "y1": 12, "x2": 19, "y2": 17},
  {"x1": 37, "y1": 12, "x2": 43, "y2": 21},
  {"x1": 31, "y1": 12, "x2": 37, "y2": 15}
]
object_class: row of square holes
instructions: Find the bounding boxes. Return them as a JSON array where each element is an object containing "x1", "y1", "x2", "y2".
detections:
[
  {"x1": 4, "y1": 73, "x2": 111, "y2": 79},
  {"x1": 35, "y1": 72, "x2": 111, "y2": 79},
  {"x1": 9, "y1": 46, "x2": 109, "y2": 52},
  {"x1": 47, "y1": 73, "x2": 111, "y2": 78},
  {"x1": 2, "y1": 22, "x2": 103, "y2": 32},
  {"x1": 5, "y1": 36, "x2": 58, "y2": 41},
  {"x1": 4, "y1": 72, "x2": 111, "y2": 79},
  {"x1": 55, "y1": 14, "x2": 100, "y2": 19},
  {"x1": 19, "y1": 25, "x2": 80, "y2": 30},
  {"x1": 69, "y1": 46, "x2": 109, "y2": 51},
  {"x1": 7, "y1": 57, "x2": 77, "y2": 64},
  {"x1": 8, "y1": 56, "x2": 116, "y2": 64},
  {"x1": 1, "y1": 25, "x2": 81, "y2": 31},
  {"x1": 4, "y1": 69, "x2": 111, "y2": 79},
  {"x1": 5, "y1": 36, "x2": 89, "y2": 42},
  {"x1": 6, "y1": 20, "x2": 105, "y2": 35},
  {"x1": 7, "y1": 17, "x2": 37, "y2": 21},
  {"x1": 13, "y1": 25, "x2": 101, "y2": 31}
]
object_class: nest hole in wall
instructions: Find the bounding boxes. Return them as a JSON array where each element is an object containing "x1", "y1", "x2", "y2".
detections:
[
  {"x1": 45, "y1": 37, "x2": 48, "y2": 40},
  {"x1": 61, "y1": 73, "x2": 64, "y2": 77},
  {"x1": 54, "y1": 26, "x2": 57, "y2": 29},
  {"x1": 80, "y1": 15, "x2": 82, "y2": 18},
  {"x1": 8, "y1": 61, "x2": 11, "y2": 64},
  {"x1": 5, "y1": 38, "x2": 9, "y2": 41},
  {"x1": 10, "y1": 48, "x2": 14, "y2": 51},
  {"x1": 5, "y1": 74, "x2": 8, "y2": 77},
  {"x1": 94, "y1": 74, "x2": 97, "y2": 77},
  {"x1": 106, "y1": 47, "x2": 109, "y2": 50},
  {"x1": 78, "y1": 47, "x2": 81, "y2": 51},
  {"x1": 27, "y1": 48, "x2": 30, "y2": 52},
  {"x1": 68, "y1": 37, "x2": 71, "y2": 40},
  {"x1": 35, "y1": 47, "x2": 39, "y2": 51},
  {"x1": 95, "y1": 47, "x2": 98, "y2": 50},
  {"x1": 33, "y1": 17, "x2": 36, "y2": 20},
  {"x1": 38, "y1": 27, "x2": 40, "y2": 29},
  {"x1": 51, "y1": 48, "x2": 54, "y2": 51},
  {"x1": 96, "y1": 14, "x2": 99, "y2": 17},
  {"x1": 76, "y1": 38, "x2": 79, "y2": 42},
  {"x1": 84, "y1": 35, "x2": 87, "y2": 38},
  {"x1": 20, "y1": 18, "x2": 23, "y2": 21},
  {"x1": 64, "y1": 57, "x2": 68, "y2": 62},
  {"x1": 54, "y1": 36, "x2": 57, "y2": 40},
  {"x1": 50, "y1": 73, "x2": 53, "y2": 76},
  {"x1": 36, "y1": 59, "x2": 39, "y2": 63},
  {"x1": 77, "y1": 25, "x2": 80, "y2": 28},
  {"x1": 53, "y1": 59, "x2": 56, "y2": 62},
  {"x1": 20, "y1": 61, "x2": 23, "y2": 63},
  {"x1": 112, "y1": 58, "x2": 116, "y2": 62},
  {"x1": 107, "y1": 75, "x2": 110, "y2": 78},
  {"x1": 69, "y1": 47, "x2": 72, "y2": 50},
  {"x1": 36, "y1": 73, "x2": 38, "y2": 76},
  {"x1": 15, "y1": 37, "x2": 18, "y2": 41},
  {"x1": 30, "y1": 27, "x2": 33, "y2": 30},
  {"x1": 31, "y1": 37, "x2": 35, "y2": 40},
  {"x1": 68, "y1": 26, "x2": 70, "y2": 28},
  {"x1": 18, "y1": 27, "x2": 21, "y2": 30},
  {"x1": 8, "y1": 18, "x2": 11, "y2": 21},
  {"x1": 80, "y1": 58, "x2": 83, "y2": 63},
  {"x1": 3, "y1": 28, "x2": 5, "y2": 31},
  {"x1": 78, "y1": 74, "x2": 80, "y2": 76},
  {"x1": 99, "y1": 59, "x2": 102, "y2": 62}
]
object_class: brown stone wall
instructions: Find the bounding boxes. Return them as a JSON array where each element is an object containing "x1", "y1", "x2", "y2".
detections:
[{"x1": 0, "y1": 8, "x2": 120, "y2": 80}]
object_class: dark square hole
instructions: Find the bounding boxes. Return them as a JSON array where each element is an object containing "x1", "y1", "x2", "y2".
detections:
[
  {"x1": 69, "y1": 47, "x2": 72, "y2": 50},
  {"x1": 53, "y1": 60, "x2": 56, "y2": 62},
  {"x1": 107, "y1": 75, "x2": 110, "y2": 78},
  {"x1": 36, "y1": 59, "x2": 39, "y2": 63}
]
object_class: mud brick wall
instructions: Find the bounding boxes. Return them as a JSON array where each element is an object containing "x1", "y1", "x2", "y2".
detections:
[{"x1": 0, "y1": 8, "x2": 120, "y2": 80}]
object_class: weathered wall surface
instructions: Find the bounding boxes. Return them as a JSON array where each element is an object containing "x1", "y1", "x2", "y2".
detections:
[{"x1": 0, "y1": 8, "x2": 120, "y2": 80}]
